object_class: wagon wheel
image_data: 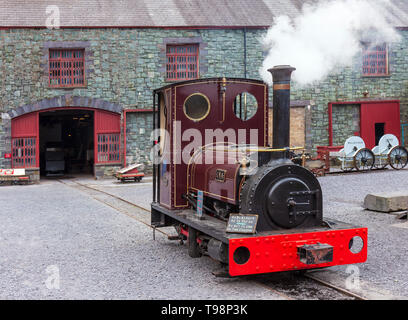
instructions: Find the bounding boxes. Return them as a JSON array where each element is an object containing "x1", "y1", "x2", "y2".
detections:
[
  {"x1": 388, "y1": 146, "x2": 408, "y2": 170},
  {"x1": 353, "y1": 148, "x2": 375, "y2": 171}
]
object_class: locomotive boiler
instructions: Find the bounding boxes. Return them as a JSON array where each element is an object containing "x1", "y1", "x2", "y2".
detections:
[{"x1": 151, "y1": 65, "x2": 367, "y2": 276}]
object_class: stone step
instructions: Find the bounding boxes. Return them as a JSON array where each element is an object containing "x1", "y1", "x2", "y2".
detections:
[{"x1": 364, "y1": 191, "x2": 408, "y2": 212}]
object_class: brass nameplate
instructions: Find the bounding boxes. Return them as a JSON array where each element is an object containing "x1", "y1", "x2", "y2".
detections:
[{"x1": 215, "y1": 169, "x2": 226, "y2": 182}]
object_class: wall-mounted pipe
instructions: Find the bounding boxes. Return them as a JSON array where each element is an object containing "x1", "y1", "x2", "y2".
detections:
[{"x1": 243, "y1": 27, "x2": 247, "y2": 78}]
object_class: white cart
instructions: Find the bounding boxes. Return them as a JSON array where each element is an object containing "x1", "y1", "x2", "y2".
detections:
[
  {"x1": 372, "y1": 134, "x2": 408, "y2": 170},
  {"x1": 337, "y1": 136, "x2": 375, "y2": 172}
]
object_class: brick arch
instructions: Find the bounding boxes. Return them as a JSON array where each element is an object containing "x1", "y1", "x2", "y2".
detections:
[{"x1": 7, "y1": 95, "x2": 123, "y2": 119}]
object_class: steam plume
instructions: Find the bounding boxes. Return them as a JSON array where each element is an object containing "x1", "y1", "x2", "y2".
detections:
[{"x1": 260, "y1": 0, "x2": 401, "y2": 86}]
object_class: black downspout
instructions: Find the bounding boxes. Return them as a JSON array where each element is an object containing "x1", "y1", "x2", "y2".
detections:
[{"x1": 243, "y1": 27, "x2": 247, "y2": 79}]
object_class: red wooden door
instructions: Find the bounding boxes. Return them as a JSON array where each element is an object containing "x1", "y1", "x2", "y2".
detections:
[
  {"x1": 11, "y1": 112, "x2": 39, "y2": 168},
  {"x1": 360, "y1": 101, "x2": 400, "y2": 149},
  {"x1": 94, "y1": 110, "x2": 121, "y2": 164}
]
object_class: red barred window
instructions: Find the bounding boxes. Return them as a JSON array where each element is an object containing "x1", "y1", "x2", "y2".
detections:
[
  {"x1": 362, "y1": 43, "x2": 388, "y2": 76},
  {"x1": 97, "y1": 134, "x2": 120, "y2": 163},
  {"x1": 49, "y1": 49, "x2": 85, "y2": 87},
  {"x1": 166, "y1": 44, "x2": 199, "y2": 81},
  {"x1": 12, "y1": 137, "x2": 37, "y2": 168}
]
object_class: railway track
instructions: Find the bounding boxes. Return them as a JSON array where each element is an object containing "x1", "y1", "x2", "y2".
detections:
[
  {"x1": 59, "y1": 178, "x2": 367, "y2": 300},
  {"x1": 322, "y1": 166, "x2": 391, "y2": 176},
  {"x1": 254, "y1": 273, "x2": 367, "y2": 300}
]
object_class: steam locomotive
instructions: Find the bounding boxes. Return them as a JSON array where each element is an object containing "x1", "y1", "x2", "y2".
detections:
[{"x1": 151, "y1": 65, "x2": 367, "y2": 276}]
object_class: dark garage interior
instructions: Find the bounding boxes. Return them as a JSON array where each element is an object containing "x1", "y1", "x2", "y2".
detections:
[{"x1": 39, "y1": 109, "x2": 94, "y2": 177}]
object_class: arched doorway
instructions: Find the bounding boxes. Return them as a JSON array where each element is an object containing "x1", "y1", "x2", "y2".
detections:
[
  {"x1": 39, "y1": 109, "x2": 95, "y2": 176},
  {"x1": 11, "y1": 105, "x2": 121, "y2": 179}
]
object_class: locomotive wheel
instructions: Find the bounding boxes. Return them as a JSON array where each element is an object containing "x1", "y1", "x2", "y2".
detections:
[
  {"x1": 188, "y1": 227, "x2": 202, "y2": 258},
  {"x1": 388, "y1": 146, "x2": 408, "y2": 170},
  {"x1": 353, "y1": 148, "x2": 375, "y2": 171}
]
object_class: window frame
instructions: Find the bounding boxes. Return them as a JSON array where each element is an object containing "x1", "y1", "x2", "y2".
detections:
[
  {"x1": 362, "y1": 43, "x2": 389, "y2": 77},
  {"x1": 49, "y1": 48, "x2": 86, "y2": 88},
  {"x1": 166, "y1": 43, "x2": 199, "y2": 81}
]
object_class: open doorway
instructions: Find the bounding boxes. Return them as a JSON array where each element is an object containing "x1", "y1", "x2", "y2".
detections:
[
  {"x1": 39, "y1": 109, "x2": 94, "y2": 177},
  {"x1": 375, "y1": 123, "x2": 385, "y2": 146}
]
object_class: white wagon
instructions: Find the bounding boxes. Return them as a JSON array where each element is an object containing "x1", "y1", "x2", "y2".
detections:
[
  {"x1": 337, "y1": 136, "x2": 375, "y2": 172},
  {"x1": 372, "y1": 134, "x2": 408, "y2": 170}
]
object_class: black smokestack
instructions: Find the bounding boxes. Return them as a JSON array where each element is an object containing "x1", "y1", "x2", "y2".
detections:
[{"x1": 268, "y1": 65, "x2": 296, "y2": 157}]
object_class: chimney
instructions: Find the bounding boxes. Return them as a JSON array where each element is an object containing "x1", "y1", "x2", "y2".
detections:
[{"x1": 268, "y1": 65, "x2": 296, "y2": 158}]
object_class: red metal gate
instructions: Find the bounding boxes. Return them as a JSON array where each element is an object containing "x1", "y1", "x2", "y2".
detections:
[
  {"x1": 94, "y1": 110, "x2": 121, "y2": 164},
  {"x1": 11, "y1": 112, "x2": 39, "y2": 168}
]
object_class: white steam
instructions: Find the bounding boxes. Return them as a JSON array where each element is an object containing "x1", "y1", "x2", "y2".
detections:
[{"x1": 260, "y1": 0, "x2": 401, "y2": 86}]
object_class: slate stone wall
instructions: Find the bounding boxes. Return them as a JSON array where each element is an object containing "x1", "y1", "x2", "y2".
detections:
[
  {"x1": 331, "y1": 104, "x2": 360, "y2": 146},
  {"x1": 0, "y1": 27, "x2": 407, "y2": 174},
  {"x1": 125, "y1": 112, "x2": 153, "y2": 172},
  {"x1": 0, "y1": 28, "x2": 264, "y2": 173}
]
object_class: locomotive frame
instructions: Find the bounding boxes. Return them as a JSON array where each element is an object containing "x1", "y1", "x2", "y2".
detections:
[{"x1": 150, "y1": 66, "x2": 367, "y2": 277}]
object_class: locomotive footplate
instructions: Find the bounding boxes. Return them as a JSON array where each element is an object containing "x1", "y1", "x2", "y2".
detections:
[{"x1": 151, "y1": 203, "x2": 367, "y2": 277}]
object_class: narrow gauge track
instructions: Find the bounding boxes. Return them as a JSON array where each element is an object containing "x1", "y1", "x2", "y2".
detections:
[
  {"x1": 322, "y1": 167, "x2": 391, "y2": 176},
  {"x1": 59, "y1": 179, "x2": 367, "y2": 300},
  {"x1": 253, "y1": 273, "x2": 366, "y2": 300}
]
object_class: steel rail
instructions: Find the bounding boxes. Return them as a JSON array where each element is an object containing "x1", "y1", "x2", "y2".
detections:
[{"x1": 304, "y1": 273, "x2": 367, "y2": 300}]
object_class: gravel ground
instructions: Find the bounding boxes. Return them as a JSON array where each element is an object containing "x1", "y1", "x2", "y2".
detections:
[
  {"x1": 1, "y1": 168, "x2": 408, "y2": 299},
  {"x1": 0, "y1": 179, "x2": 284, "y2": 300},
  {"x1": 318, "y1": 169, "x2": 408, "y2": 298},
  {"x1": 78, "y1": 168, "x2": 408, "y2": 299}
]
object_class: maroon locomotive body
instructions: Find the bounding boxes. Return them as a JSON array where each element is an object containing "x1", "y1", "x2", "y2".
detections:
[
  {"x1": 154, "y1": 78, "x2": 268, "y2": 210},
  {"x1": 151, "y1": 66, "x2": 367, "y2": 277}
]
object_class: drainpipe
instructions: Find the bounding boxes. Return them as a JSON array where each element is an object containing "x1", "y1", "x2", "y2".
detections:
[
  {"x1": 243, "y1": 27, "x2": 247, "y2": 78},
  {"x1": 123, "y1": 110, "x2": 127, "y2": 168}
]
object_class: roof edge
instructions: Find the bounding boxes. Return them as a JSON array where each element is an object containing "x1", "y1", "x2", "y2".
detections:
[{"x1": 0, "y1": 25, "x2": 270, "y2": 30}]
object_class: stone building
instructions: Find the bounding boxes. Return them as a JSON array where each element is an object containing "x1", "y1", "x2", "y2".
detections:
[
  {"x1": 0, "y1": 0, "x2": 407, "y2": 180},
  {"x1": 291, "y1": 27, "x2": 408, "y2": 150}
]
